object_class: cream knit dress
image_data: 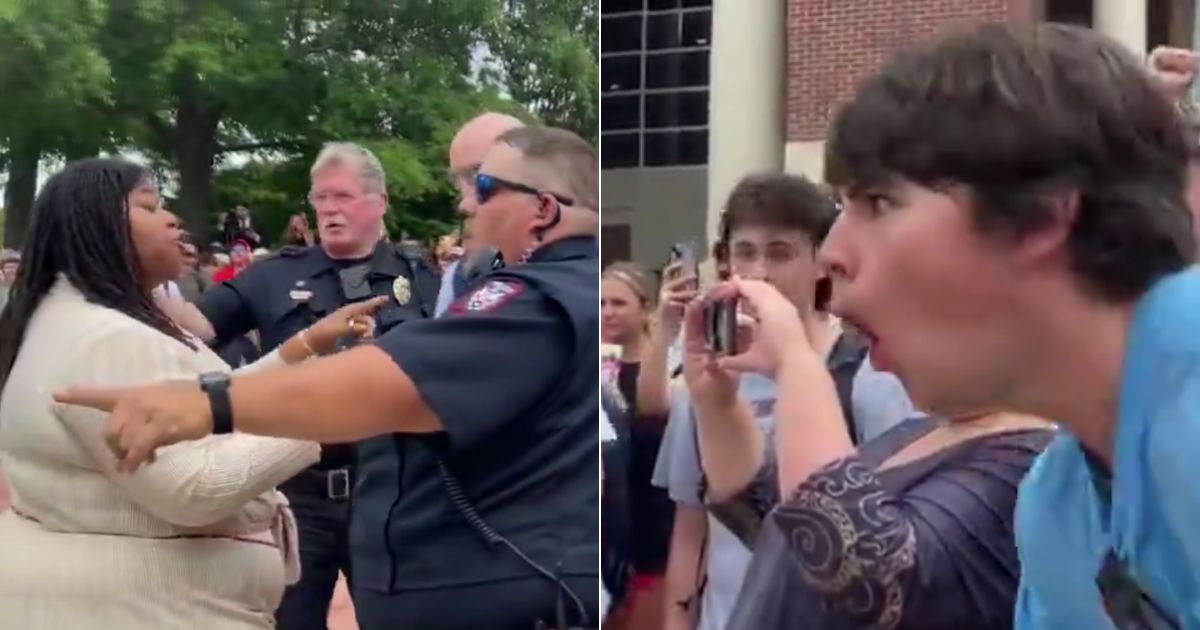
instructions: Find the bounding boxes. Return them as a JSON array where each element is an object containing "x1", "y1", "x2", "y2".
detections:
[{"x1": 0, "y1": 278, "x2": 319, "y2": 629}]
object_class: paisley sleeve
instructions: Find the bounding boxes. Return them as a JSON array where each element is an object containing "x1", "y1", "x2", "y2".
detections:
[{"x1": 769, "y1": 430, "x2": 1052, "y2": 629}]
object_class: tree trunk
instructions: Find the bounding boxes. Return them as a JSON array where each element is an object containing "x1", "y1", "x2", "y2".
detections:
[
  {"x1": 3, "y1": 140, "x2": 41, "y2": 249},
  {"x1": 171, "y1": 94, "x2": 223, "y2": 243}
]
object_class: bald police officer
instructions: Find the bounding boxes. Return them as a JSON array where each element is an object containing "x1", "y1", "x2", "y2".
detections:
[
  {"x1": 163, "y1": 142, "x2": 440, "y2": 629},
  {"x1": 437, "y1": 112, "x2": 526, "y2": 314},
  {"x1": 60, "y1": 126, "x2": 601, "y2": 629}
]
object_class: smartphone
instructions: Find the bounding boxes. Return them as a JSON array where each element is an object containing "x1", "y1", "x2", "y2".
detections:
[
  {"x1": 704, "y1": 298, "x2": 739, "y2": 356},
  {"x1": 667, "y1": 242, "x2": 699, "y2": 283}
]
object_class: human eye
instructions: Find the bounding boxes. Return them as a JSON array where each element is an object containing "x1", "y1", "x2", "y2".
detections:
[{"x1": 850, "y1": 189, "x2": 899, "y2": 218}]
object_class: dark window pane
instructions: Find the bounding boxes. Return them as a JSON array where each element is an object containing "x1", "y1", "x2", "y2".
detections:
[
  {"x1": 647, "y1": 0, "x2": 680, "y2": 9},
  {"x1": 602, "y1": 15, "x2": 643, "y2": 53},
  {"x1": 602, "y1": 95, "x2": 641, "y2": 131},
  {"x1": 602, "y1": 133, "x2": 641, "y2": 168},
  {"x1": 644, "y1": 90, "x2": 708, "y2": 128},
  {"x1": 602, "y1": 55, "x2": 642, "y2": 92},
  {"x1": 602, "y1": 0, "x2": 643, "y2": 13},
  {"x1": 646, "y1": 14, "x2": 680, "y2": 49},
  {"x1": 682, "y1": 11, "x2": 711, "y2": 46},
  {"x1": 681, "y1": 0, "x2": 712, "y2": 7},
  {"x1": 645, "y1": 51, "x2": 709, "y2": 88},
  {"x1": 644, "y1": 130, "x2": 707, "y2": 166},
  {"x1": 645, "y1": 10, "x2": 710, "y2": 49}
]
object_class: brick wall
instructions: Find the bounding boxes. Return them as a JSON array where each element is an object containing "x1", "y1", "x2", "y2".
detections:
[{"x1": 785, "y1": 0, "x2": 1034, "y2": 142}]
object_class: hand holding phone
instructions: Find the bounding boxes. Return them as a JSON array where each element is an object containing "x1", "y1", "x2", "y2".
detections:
[
  {"x1": 667, "y1": 243, "x2": 699, "y2": 283},
  {"x1": 659, "y1": 244, "x2": 701, "y2": 337},
  {"x1": 703, "y1": 298, "x2": 739, "y2": 356}
]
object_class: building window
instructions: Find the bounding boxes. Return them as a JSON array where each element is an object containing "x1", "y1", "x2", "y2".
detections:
[
  {"x1": 602, "y1": 55, "x2": 641, "y2": 92},
  {"x1": 600, "y1": 1, "x2": 711, "y2": 169},
  {"x1": 645, "y1": 11, "x2": 711, "y2": 49},
  {"x1": 602, "y1": 94, "x2": 641, "y2": 130},
  {"x1": 644, "y1": 91, "x2": 707, "y2": 128},
  {"x1": 601, "y1": 224, "x2": 633, "y2": 269},
  {"x1": 602, "y1": 133, "x2": 641, "y2": 169},
  {"x1": 643, "y1": 130, "x2": 708, "y2": 166},
  {"x1": 602, "y1": 15, "x2": 643, "y2": 52},
  {"x1": 602, "y1": 0, "x2": 644, "y2": 14}
]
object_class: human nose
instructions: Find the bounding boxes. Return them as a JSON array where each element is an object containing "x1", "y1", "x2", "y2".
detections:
[
  {"x1": 457, "y1": 182, "x2": 478, "y2": 216},
  {"x1": 738, "y1": 256, "x2": 767, "y2": 281},
  {"x1": 817, "y1": 213, "x2": 854, "y2": 283}
]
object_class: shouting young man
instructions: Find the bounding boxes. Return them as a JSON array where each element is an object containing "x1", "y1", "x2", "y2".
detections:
[{"x1": 820, "y1": 22, "x2": 1198, "y2": 628}]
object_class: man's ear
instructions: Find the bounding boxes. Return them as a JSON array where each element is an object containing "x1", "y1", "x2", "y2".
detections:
[
  {"x1": 533, "y1": 195, "x2": 561, "y2": 231},
  {"x1": 1015, "y1": 189, "x2": 1079, "y2": 266}
]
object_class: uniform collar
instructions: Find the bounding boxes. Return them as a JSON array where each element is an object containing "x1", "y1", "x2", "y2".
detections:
[
  {"x1": 527, "y1": 235, "x2": 598, "y2": 264},
  {"x1": 317, "y1": 240, "x2": 405, "y2": 277},
  {"x1": 365, "y1": 240, "x2": 406, "y2": 277}
]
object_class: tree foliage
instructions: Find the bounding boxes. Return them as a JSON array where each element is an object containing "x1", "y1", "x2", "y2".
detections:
[
  {"x1": 488, "y1": 0, "x2": 599, "y2": 143},
  {"x1": 0, "y1": 0, "x2": 598, "y2": 248}
]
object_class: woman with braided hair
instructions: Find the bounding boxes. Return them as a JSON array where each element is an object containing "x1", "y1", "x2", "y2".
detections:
[{"x1": 0, "y1": 158, "x2": 383, "y2": 628}]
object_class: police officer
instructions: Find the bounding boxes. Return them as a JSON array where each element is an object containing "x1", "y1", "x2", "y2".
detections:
[
  {"x1": 436, "y1": 112, "x2": 526, "y2": 315},
  {"x1": 162, "y1": 141, "x2": 440, "y2": 629},
  {"x1": 60, "y1": 125, "x2": 601, "y2": 630}
]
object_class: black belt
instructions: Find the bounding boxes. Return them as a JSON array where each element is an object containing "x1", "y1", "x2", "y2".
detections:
[{"x1": 283, "y1": 467, "x2": 354, "y2": 501}]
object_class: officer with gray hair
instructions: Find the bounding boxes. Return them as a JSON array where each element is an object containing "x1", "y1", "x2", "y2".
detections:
[{"x1": 163, "y1": 140, "x2": 440, "y2": 629}]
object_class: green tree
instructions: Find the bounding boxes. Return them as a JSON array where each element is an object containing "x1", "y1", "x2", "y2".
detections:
[
  {"x1": 0, "y1": 0, "x2": 599, "y2": 248},
  {"x1": 0, "y1": 0, "x2": 113, "y2": 247},
  {"x1": 488, "y1": 0, "x2": 598, "y2": 143},
  {"x1": 100, "y1": 0, "x2": 326, "y2": 239}
]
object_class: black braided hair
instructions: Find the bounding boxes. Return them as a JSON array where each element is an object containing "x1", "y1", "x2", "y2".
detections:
[{"x1": 0, "y1": 158, "x2": 194, "y2": 391}]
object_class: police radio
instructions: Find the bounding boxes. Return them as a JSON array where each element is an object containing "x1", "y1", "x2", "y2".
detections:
[{"x1": 463, "y1": 246, "x2": 505, "y2": 281}]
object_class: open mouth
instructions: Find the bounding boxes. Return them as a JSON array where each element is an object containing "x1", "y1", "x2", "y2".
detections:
[{"x1": 841, "y1": 314, "x2": 894, "y2": 373}]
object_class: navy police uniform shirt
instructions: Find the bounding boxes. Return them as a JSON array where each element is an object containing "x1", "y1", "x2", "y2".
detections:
[
  {"x1": 352, "y1": 235, "x2": 600, "y2": 629},
  {"x1": 197, "y1": 241, "x2": 439, "y2": 469}
]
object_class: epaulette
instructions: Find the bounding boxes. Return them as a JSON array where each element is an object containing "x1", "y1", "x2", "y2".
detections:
[
  {"x1": 276, "y1": 245, "x2": 312, "y2": 258},
  {"x1": 395, "y1": 242, "x2": 427, "y2": 262}
]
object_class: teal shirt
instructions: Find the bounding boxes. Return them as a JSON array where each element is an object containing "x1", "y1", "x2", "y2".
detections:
[{"x1": 1016, "y1": 266, "x2": 1200, "y2": 629}]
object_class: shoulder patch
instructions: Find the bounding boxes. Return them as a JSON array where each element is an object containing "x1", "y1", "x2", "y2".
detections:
[{"x1": 450, "y1": 280, "x2": 525, "y2": 313}]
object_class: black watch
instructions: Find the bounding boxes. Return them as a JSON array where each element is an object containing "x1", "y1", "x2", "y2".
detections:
[{"x1": 198, "y1": 372, "x2": 234, "y2": 435}]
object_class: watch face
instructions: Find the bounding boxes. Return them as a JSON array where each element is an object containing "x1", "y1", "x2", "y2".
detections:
[{"x1": 199, "y1": 372, "x2": 229, "y2": 389}]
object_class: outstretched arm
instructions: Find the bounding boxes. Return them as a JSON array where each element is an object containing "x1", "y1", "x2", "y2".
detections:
[{"x1": 56, "y1": 279, "x2": 568, "y2": 471}]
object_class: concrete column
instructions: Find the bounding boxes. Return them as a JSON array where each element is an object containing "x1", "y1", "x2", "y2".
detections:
[
  {"x1": 1093, "y1": 0, "x2": 1147, "y2": 57},
  {"x1": 705, "y1": 0, "x2": 786, "y2": 247}
]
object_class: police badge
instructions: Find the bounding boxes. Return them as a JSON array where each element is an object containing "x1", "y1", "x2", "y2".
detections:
[{"x1": 392, "y1": 276, "x2": 411, "y2": 305}]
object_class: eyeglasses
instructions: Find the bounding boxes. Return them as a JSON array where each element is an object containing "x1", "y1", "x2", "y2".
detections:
[
  {"x1": 308, "y1": 191, "x2": 363, "y2": 206},
  {"x1": 475, "y1": 173, "x2": 574, "y2": 208},
  {"x1": 448, "y1": 164, "x2": 481, "y2": 189}
]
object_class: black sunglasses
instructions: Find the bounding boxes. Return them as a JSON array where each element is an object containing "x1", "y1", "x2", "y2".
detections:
[{"x1": 475, "y1": 173, "x2": 574, "y2": 207}]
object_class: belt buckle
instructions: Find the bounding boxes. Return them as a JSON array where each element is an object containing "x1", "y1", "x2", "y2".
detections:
[{"x1": 326, "y1": 468, "x2": 350, "y2": 500}]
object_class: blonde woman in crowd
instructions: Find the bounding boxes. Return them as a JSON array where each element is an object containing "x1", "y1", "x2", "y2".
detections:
[{"x1": 602, "y1": 262, "x2": 678, "y2": 630}]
